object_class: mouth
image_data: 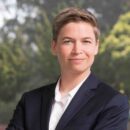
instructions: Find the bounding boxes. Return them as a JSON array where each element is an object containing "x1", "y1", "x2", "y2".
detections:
[
  {"x1": 69, "y1": 59, "x2": 83, "y2": 60},
  {"x1": 69, "y1": 58, "x2": 84, "y2": 60},
  {"x1": 69, "y1": 58, "x2": 84, "y2": 64}
]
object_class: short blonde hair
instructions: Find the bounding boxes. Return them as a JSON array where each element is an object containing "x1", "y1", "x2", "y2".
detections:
[{"x1": 52, "y1": 7, "x2": 100, "y2": 41}]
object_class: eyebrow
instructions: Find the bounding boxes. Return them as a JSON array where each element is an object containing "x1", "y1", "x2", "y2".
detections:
[
  {"x1": 62, "y1": 37, "x2": 73, "y2": 40},
  {"x1": 82, "y1": 37, "x2": 93, "y2": 40},
  {"x1": 62, "y1": 36, "x2": 93, "y2": 41}
]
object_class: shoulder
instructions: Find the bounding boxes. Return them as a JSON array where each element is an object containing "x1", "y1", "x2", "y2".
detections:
[
  {"x1": 21, "y1": 82, "x2": 56, "y2": 101},
  {"x1": 90, "y1": 77, "x2": 129, "y2": 130},
  {"x1": 26, "y1": 82, "x2": 56, "y2": 94},
  {"x1": 97, "y1": 82, "x2": 118, "y2": 96},
  {"x1": 96, "y1": 81, "x2": 129, "y2": 108},
  {"x1": 90, "y1": 74, "x2": 120, "y2": 98}
]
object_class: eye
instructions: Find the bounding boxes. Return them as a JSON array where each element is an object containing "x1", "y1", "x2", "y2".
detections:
[
  {"x1": 83, "y1": 40, "x2": 92, "y2": 44},
  {"x1": 63, "y1": 39, "x2": 73, "y2": 44}
]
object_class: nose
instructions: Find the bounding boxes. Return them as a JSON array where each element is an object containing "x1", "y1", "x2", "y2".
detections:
[{"x1": 72, "y1": 42, "x2": 82, "y2": 54}]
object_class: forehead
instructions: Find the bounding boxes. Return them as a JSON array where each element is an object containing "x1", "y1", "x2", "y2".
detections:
[{"x1": 58, "y1": 22, "x2": 95, "y2": 39}]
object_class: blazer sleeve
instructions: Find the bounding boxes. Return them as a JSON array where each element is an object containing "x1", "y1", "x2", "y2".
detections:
[
  {"x1": 6, "y1": 94, "x2": 26, "y2": 130},
  {"x1": 94, "y1": 94, "x2": 129, "y2": 130}
]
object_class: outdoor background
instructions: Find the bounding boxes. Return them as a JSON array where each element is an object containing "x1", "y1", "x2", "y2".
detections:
[{"x1": 0, "y1": 0, "x2": 130, "y2": 129}]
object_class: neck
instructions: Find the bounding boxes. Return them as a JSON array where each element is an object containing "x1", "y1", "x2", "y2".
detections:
[{"x1": 59, "y1": 70, "x2": 91, "y2": 95}]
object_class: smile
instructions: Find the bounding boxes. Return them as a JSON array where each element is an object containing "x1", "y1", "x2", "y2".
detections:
[
  {"x1": 69, "y1": 59, "x2": 84, "y2": 60},
  {"x1": 69, "y1": 59, "x2": 84, "y2": 63}
]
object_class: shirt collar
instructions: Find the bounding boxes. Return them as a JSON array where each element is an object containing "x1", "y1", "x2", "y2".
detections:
[{"x1": 55, "y1": 72, "x2": 90, "y2": 102}]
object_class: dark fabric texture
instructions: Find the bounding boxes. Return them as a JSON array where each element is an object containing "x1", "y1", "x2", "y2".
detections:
[{"x1": 6, "y1": 73, "x2": 129, "y2": 130}]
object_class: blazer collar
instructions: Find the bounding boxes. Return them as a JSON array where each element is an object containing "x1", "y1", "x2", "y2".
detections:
[
  {"x1": 40, "y1": 83, "x2": 56, "y2": 130},
  {"x1": 40, "y1": 73, "x2": 100, "y2": 130},
  {"x1": 55, "y1": 73, "x2": 100, "y2": 130}
]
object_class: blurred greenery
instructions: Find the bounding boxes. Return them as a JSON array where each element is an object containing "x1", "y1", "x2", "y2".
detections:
[
  {"x1": 93, "y1": 12, "x2": 130, "y2": 98},
  {"x1": 0, "y1": 0, "x2": 130, "y2": 123}
]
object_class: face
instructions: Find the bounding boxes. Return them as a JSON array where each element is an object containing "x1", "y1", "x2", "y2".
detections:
[{"x1": 51, "y1": 22, "x2": 99, "y2": 75}]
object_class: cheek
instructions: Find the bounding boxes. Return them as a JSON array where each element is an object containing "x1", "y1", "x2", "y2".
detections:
[
  {"x1": 83, "y1": 49, "x2": 95, "y2": 57},
  {"x1": 56, "y1": 48, "x2": 68, "y2": 60},
  {"x1": 59, "y1": 46, "x2": 72, "y2": 56},
  {"x1": 83, "y1": 46, "x2": 98, "y2": 56}
]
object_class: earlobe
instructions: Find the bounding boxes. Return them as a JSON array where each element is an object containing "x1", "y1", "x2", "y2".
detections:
[{"x1": 51, "y1": 41, "x2": 57, "y2": 56}]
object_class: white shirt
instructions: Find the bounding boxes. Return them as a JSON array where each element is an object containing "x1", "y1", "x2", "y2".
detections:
[{"x1": 49, "y1": 75, "x2": 89, "y2": 130}]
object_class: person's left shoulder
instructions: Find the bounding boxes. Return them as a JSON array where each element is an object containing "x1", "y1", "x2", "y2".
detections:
[
  {"x1": 97, "y1": 81, "x2": 129, "y2": 108},
  {"x1": 91, "y1": 81, "x2": 129, "y2": 130}
]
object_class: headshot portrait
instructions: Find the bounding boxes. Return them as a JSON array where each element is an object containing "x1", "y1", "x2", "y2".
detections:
[{"x1": 6, "y1": 7, "x2": 129, "y2": 130}]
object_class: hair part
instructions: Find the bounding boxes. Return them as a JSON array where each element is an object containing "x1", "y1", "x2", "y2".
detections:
[{"x1": 52, "y1": 7, "x2": 100, "y2": 41}]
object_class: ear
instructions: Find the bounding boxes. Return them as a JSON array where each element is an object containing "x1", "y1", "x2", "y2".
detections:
[
  {"x1": 51, "y1": 40, "x2": 57, "y2": 56},
  {"x1": 94, "y1": 39, "x2": 99, "y2": 55}
]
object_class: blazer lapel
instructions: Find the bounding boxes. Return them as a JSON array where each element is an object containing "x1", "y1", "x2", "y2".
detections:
[
  {"x1": 55, "y1": 73, "x2": 100, "y2": 130},
  {"x1": 40, "y1": 84, "x2": 56, "y2": 130}
]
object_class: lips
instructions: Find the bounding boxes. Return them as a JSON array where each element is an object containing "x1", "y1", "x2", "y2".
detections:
[
  {"x1": 69, "y1": 59, "x2": 84, "y2": 60},
  {"x1": 69, "y1": 57, "x2": 84, "y2": 60},
  {"x1": 69, "y1": 58, "x2": 84, "y2": 64}
]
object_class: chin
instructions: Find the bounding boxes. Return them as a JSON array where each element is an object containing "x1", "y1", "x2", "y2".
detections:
[{"x1": 70, "y1": 68, "x2": 89, "y2": 75}]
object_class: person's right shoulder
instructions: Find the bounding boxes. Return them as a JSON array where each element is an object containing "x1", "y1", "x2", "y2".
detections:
[{"x1": 21, "y1": 82, "x2": 56, "y2": 101}]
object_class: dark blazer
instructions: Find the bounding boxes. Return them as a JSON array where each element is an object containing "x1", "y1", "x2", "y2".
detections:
[{"x1": 6, "y1": 73, "x2": 129, "y2": 130}]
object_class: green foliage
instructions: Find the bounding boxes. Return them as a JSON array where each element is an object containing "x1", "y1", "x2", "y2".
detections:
[
  {"x1": 33, "y1": 9, "x2": 60, "y2": 83},
  {"x1": 0, "y1": 41, "x2": 32, "y2": 102},
  {"x1": 0, "y1": 100, "x2": 16, "y2": 123},
  {"x1": 93, "y1": 12, "x2": 130, "y2": 97}
]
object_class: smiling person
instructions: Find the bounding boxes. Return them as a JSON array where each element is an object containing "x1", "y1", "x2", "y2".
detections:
[{"x1": 6, "y1": 7, "x2": 129, "y2": 130}]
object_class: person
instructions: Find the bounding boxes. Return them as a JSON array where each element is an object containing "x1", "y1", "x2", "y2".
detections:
[{"x1": 6, "y1": 7, "x2": 129, "y2": 130}]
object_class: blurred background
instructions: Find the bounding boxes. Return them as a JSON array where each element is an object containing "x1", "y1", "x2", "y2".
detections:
[{"x1": 0, "y1": 0, "x2": 130, "y2": 129}]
